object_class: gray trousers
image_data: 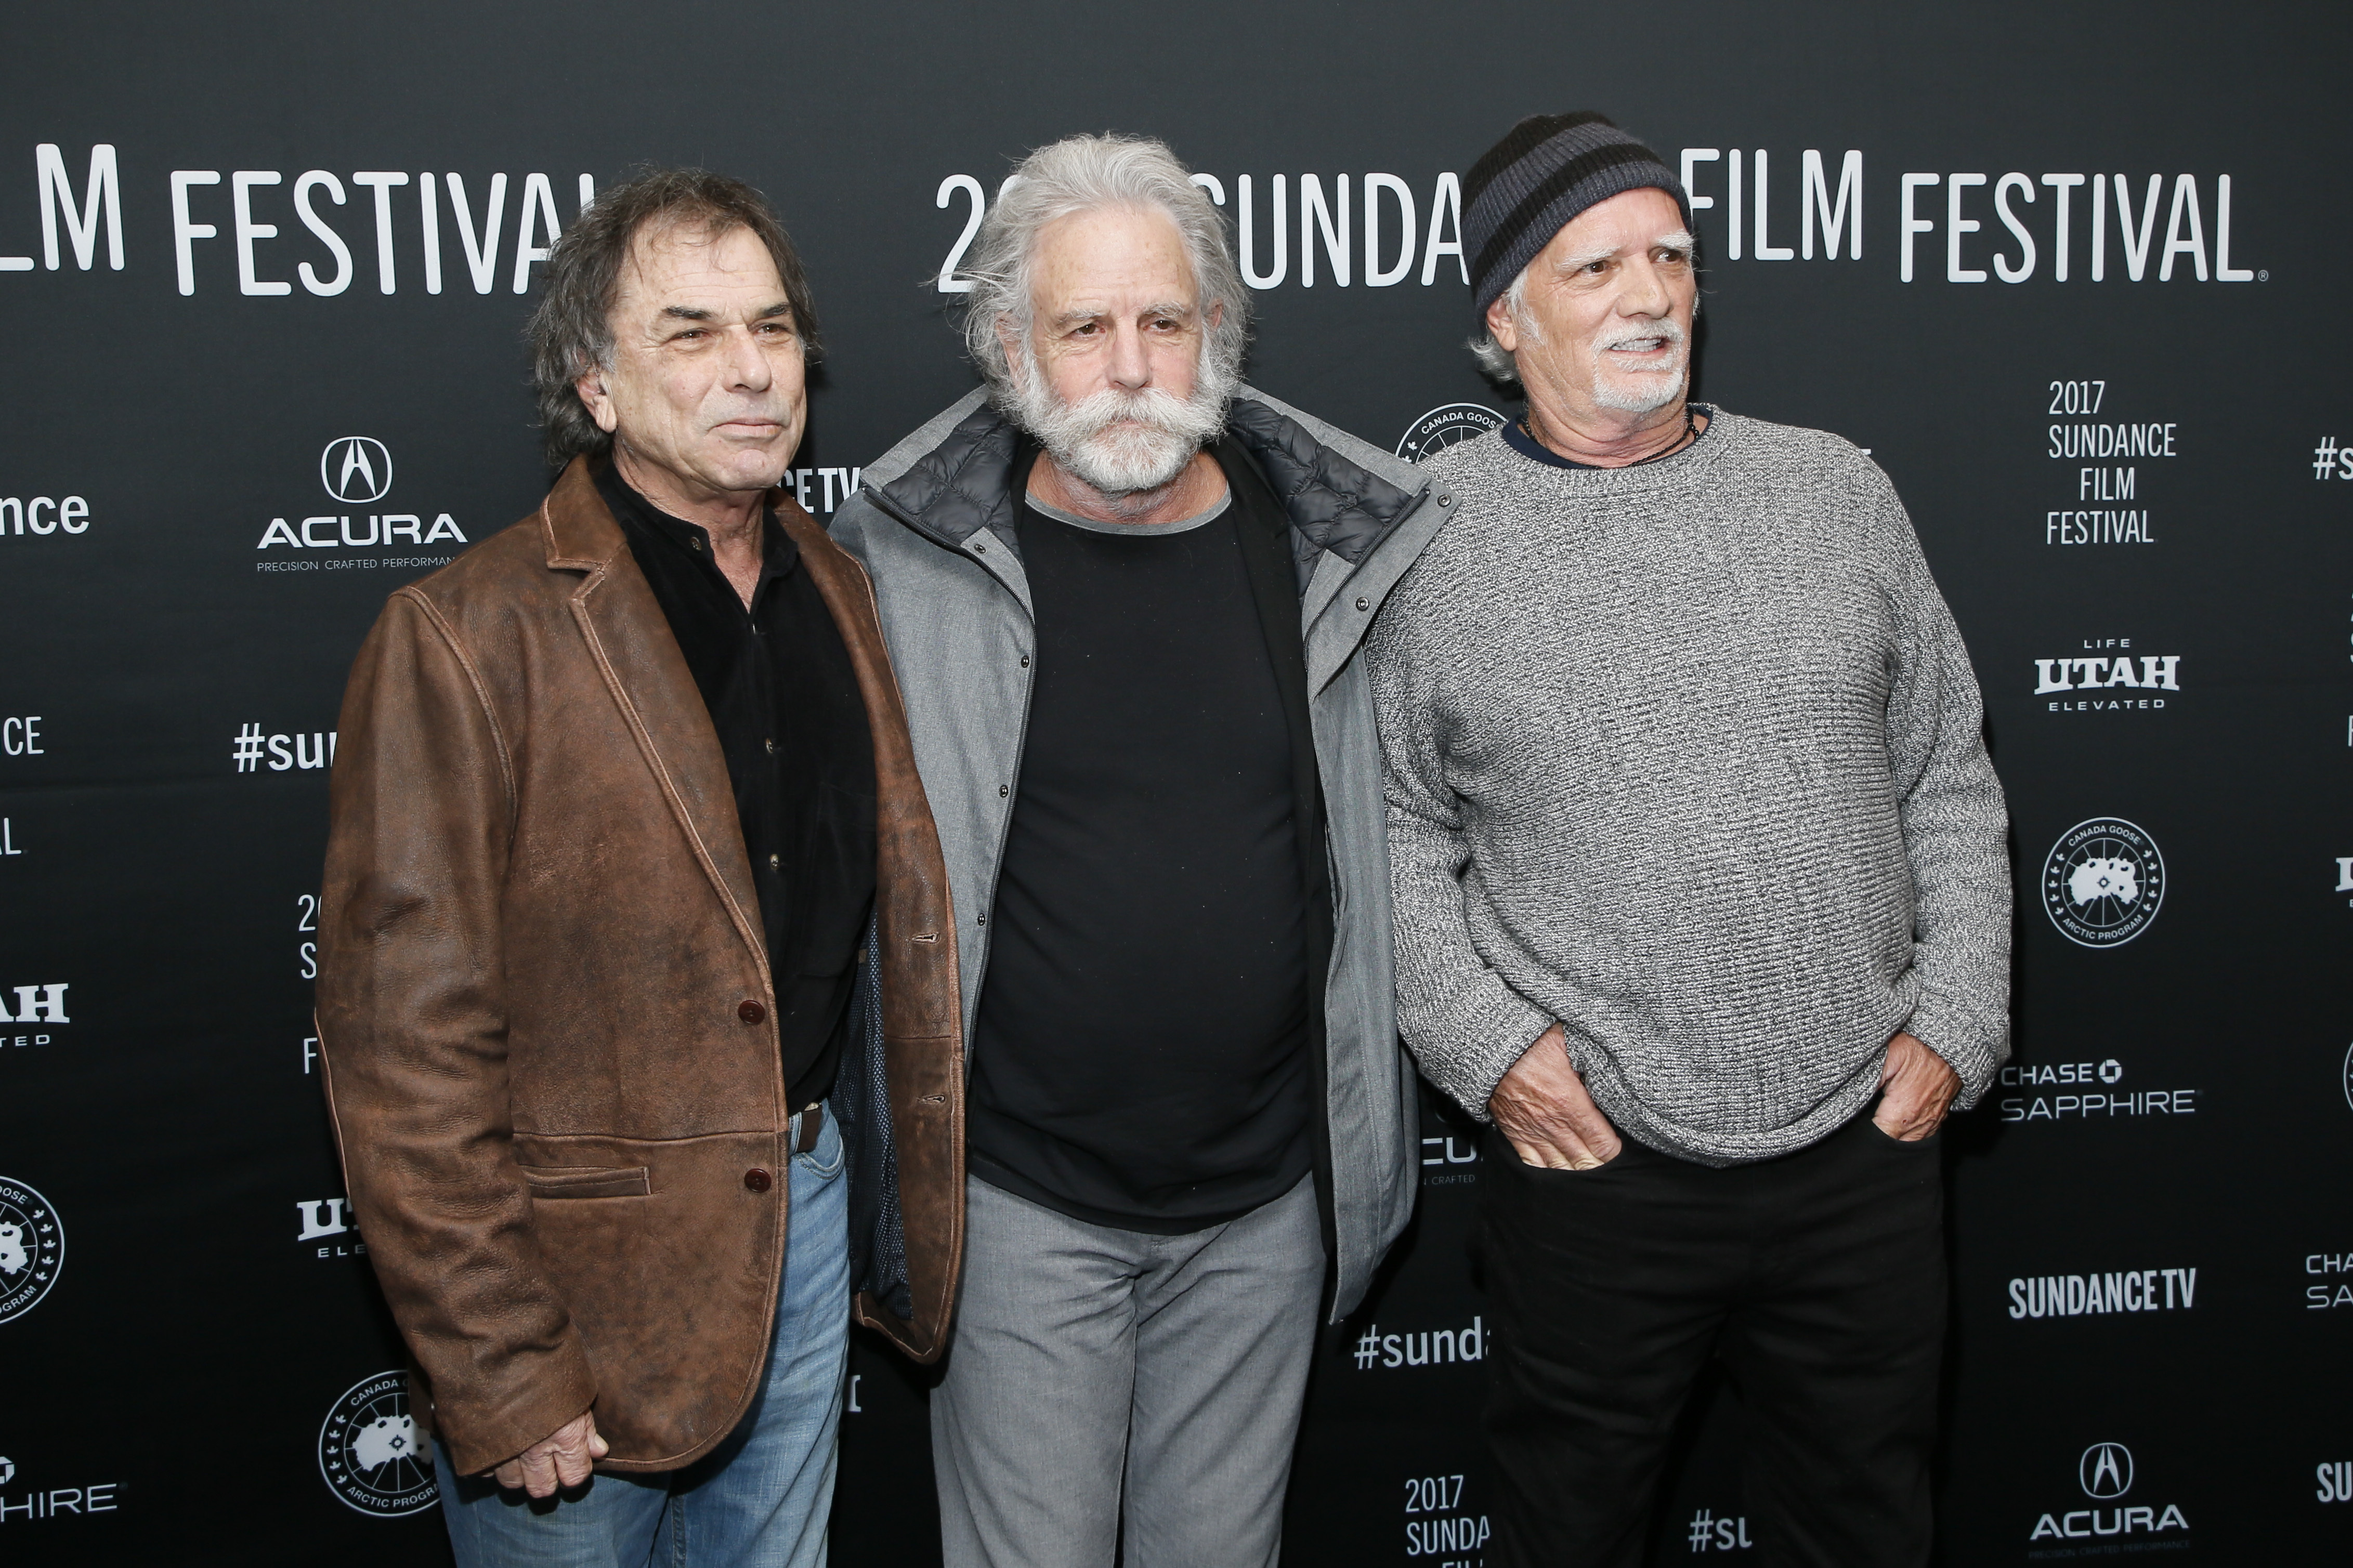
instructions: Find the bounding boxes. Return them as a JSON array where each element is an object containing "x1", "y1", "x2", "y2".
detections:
[{"x1": 931, "y1": 1173, "x2": 1325, "y2": 1568}]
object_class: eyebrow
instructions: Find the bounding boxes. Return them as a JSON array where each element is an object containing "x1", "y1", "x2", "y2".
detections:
[
  {"x1": 1048, "y1": 301, "x2": 1196, "y2": 328},
  {"x1": 657, "y1": 300, "x2": 795, "y2": 323},
  {"x1": 1551, "y1": 231, "x2": 1698, "y2": 273}
]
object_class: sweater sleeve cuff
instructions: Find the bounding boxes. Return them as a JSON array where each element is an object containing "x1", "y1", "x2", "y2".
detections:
[
  {"x1": 1416, "y1": 989, "x2": 1556, "y2": 1125},
  {"x1": 1905, "y1": 999, "x2": 2007, "y2": 1113}
]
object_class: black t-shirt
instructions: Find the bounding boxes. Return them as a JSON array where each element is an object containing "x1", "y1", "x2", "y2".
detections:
[
  {"x1": 965, "y1": 443, "x2": 1323, "y2": 1233},
  {"x1": 595, "y1": 462, "x2": 874, "y2": 1109}
]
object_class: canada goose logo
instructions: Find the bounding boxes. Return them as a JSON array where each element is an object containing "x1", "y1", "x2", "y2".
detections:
[
  {"x1": 0, "y1": 1176, "x2": 63, "y2": 1324},
  {"x1": 1395, "y1": 403, "x2": 1504, "y2": 464}
]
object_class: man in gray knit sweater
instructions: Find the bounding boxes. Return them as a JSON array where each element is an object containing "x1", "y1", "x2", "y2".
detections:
[{"x1": 1367, "y1": 114, "x2": 2010, "y2": 1567}]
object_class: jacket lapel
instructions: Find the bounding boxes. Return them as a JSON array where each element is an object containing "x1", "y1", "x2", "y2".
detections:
[{"x1": 539, "y1": 457, "x2": 768, "y2": 977}]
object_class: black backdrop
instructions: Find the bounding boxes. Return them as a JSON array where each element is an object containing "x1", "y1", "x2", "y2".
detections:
[{"x1": 2, "y1": 3, "x2": 2347, "y2": 1562}]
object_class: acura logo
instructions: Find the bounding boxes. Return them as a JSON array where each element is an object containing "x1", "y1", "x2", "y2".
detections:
[
  {"x1": 321, "y1": 437, "x2": 393, "y2": 504},
  {"x1": 2079, "y1": 1442, "x2": 2134, "y2": 1499}
]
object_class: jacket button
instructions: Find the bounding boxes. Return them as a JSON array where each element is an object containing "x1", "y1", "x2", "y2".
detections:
[
  {"x1": 1355, "y1": 596, "x2": 1370, "y2": 611},
  {"x1": 1019, "y1": 655, "x2": 1031, "y2": 668},
  {"x1": 738, "y1": 999, "x2": 766, "y2": 1024},
  {"x1": 743, "y1": 1168, "x2": 773, "y2": 1193},
  {"x1": 998, "y1": 784, "x2": 1010, "y2": 797}
]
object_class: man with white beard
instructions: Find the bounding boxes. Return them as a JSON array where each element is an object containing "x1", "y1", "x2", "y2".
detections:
[
  {"x1": 1367, "y1": 114, "x2": 2012, "y2": 1565},
  {"x1": 830, "y1": 133, "x2": 1454, "y2": 1567}
]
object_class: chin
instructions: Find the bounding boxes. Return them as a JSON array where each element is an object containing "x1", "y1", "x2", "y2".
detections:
[{"x1": 1592, "y1": 372, "x2": 1688, "y2": 416}]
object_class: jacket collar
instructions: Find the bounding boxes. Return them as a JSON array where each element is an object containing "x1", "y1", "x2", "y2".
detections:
[
  {"x1": 540, "y1": 454, "x2": 627, "y2": 571},
  {"x1": 867, "y1": 391, "x2": 1424, "y2": 589}
]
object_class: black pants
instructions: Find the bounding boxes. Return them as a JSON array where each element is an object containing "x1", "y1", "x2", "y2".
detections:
[{"x1": 1479, "y1": 1108, "x2": 1946, "y2": 1568}]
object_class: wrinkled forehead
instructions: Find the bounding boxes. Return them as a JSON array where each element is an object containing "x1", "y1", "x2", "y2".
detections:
[
  {"x1": 1029, "y1": 205, "x2": 1200, "y2": 309},
  {"x1": 616, "y1": 218, "x2": 788, "y2": 311}
]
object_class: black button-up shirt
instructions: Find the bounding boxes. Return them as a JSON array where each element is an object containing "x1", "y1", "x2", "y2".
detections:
[{"x1": 595, "y1": 461, "x2": 875, "y2": 1108}]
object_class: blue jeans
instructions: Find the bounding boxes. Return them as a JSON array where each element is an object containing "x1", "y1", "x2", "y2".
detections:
[{"x1": 435, "y1": 1105, "x2": 849, "y2": 1567}]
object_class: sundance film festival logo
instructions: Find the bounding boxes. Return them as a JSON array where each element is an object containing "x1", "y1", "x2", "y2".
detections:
[
  {"x1": 2042, "y1": 818, "x2": 2165, "y2": 947},
  {"x1": 0, "y1": 1176, "x2": 64, "y2": 1325},
  {"x1": 1396, "y1": 403, "x2": 1504, "y2": 464},
  {"x1": 256, "y1": 437, "x2": 464, "y2": 563},
  {"x1": 318, "y1": 1372, "x2": 436, "y2": 1518},
  {"x1": 2028, "y1": 1441, "x2": 2189, "y2": 1544}
]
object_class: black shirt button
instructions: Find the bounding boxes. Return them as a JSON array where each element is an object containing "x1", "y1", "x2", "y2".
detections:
[
  {"x1": 738, "y1": 999, "x2": 766, "y2": 1024},
  {"x1": 743, "y1": 1168, "x2": 773, "y2": 1193},
  {"x1": 764, "y1": 739, "x2": 777, "y2": 754},
  {"x1": 768, "y1": 853, "x2": 781, "y2": 871}
]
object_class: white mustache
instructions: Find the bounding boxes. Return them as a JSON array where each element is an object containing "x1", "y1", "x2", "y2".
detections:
[{"x1": 1595, "y1": 320, "x2": 1687, "y2": 359}]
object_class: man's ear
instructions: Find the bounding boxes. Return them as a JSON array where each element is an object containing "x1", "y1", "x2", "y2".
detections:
[
  {"x1": 995, "y1": 318, "x2": 1026, "y2": 389},
  {"x1": 1484, "y1": 293, "x2": 1521, "y2": 354},
  {"x1": 575, "y1": 363, "x2": 620, "y2": 436}
]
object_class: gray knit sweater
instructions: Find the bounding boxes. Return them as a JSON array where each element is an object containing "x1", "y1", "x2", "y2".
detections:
[{"x1": 1367, "y1": 411, "x2": 2010, "y2": 1166}]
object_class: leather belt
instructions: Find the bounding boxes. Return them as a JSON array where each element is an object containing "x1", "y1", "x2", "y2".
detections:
[{"x1": 794, "y1": 1101, "x2": 823, "y2": 1156}]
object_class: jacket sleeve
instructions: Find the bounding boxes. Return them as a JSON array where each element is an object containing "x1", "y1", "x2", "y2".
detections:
[
  {"x1": 1869, "y1": 468, "x2": 2014, "y2": 1108},
  {"x1": 1364, "y1": 575, "x2": 1555, "y2": 1123},
  {"x1": 315, "y1": 589, "x2": 597, "y2": 1475}
]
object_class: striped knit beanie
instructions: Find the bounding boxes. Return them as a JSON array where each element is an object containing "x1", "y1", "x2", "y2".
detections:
[{"x1": 1463, "y1": 112, "x2": 1691, "y2": 322}]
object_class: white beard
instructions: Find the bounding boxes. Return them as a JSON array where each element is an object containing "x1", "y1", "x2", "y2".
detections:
[
  {"x1": 1589, "y1": 318, "x2": 1690, "y2": 414},
  {"x1": 1014, "y1": 347, "x2": 1234, "y2": 497}
]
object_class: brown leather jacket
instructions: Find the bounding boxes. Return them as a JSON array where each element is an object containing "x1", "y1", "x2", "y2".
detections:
[{"x1": 316, "y1": 459, "x2": 964, "y2": 1478}]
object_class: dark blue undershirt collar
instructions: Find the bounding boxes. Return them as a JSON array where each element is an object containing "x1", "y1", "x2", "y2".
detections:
[{"x1": 1501, "y1": 404, "x2": 1715, "y2": 471}]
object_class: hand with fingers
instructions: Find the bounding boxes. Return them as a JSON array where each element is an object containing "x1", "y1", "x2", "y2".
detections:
[
  {"x1": 1489, "y1": 1023, "x2": 1623, "y2": 1170},
  {"x1": 491, "y1": 1410, "x2": 609, "y2": 1498},
  {"x1": 1872, "y1": 1032, "x2": 1958, "y2": 1141}
]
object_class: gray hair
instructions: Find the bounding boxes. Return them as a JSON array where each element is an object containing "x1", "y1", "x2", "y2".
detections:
[
  {"x1": 526, "y1": 167, "x2": 821, "y2": 467},
  {"x1": 1467, "y1": 271, "x2": 1531, "y2": 388},
  {"x1": 957, "y1": 134, "x2": 1250, "y2": 405}
]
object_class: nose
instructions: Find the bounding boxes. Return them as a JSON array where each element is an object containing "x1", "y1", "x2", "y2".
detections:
[
  {"x1": 722, "y1": 324, "x2": 773, "y2": 393},
  {"x1": 1105, "y1": 320, "x2": 1153, "y2": 392},
  {"x1": 1619, "y1": 253, "x2": 1674, "y2": 319}
]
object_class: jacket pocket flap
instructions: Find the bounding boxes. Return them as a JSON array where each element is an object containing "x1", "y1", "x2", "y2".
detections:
[{"x1": 519, "y1": 1164, "x2": 651, "y2": 1200}]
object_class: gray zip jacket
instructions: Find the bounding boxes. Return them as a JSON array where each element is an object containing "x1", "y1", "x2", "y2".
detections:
[{"x1": 830, "y1": 385, "x2": 1459, "y2": 1319}]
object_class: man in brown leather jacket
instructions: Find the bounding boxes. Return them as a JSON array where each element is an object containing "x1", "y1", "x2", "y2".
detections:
[{"x1": 316, "y1": 169, "x2": 963, "y2": 1568}]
